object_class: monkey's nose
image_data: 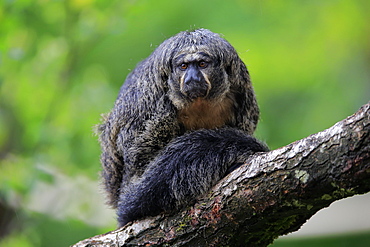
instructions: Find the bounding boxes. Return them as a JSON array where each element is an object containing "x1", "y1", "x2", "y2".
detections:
[
  {"x1": 182, "y1": 67, "x2": 209, "y2": 99},
  {"x1": 184, "y1": 73, "x2": 203, "y2": 86}
]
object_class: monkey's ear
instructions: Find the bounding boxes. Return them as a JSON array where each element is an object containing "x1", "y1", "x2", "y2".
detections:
[
  {"x1": 225, "y1": 64, "x2": 233, "y2": 77},
  {"x1": 160, "y1": 73, "x2": 169, "y2": 83},
  {"x1": 226, "y1": 56, "x2": 251, "y2": 87},
  {"x1": 150, "y1": 54, "x2": 170, "y2": 88},
  {"x1": 159, "y1": 58, "x2": 171, "y2": 83}
]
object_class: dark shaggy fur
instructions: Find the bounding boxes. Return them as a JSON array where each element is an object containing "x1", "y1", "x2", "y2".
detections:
[{"x1": 98, "y1": 29, "x2": 268, "y2": 227}]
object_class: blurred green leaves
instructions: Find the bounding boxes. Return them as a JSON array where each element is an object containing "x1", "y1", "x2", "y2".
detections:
[{"x1": 0, "y1": 0, "x2": 369, "y2": 246}]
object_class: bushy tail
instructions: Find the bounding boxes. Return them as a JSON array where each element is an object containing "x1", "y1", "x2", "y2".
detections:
[{"x1": 117, "y1": 128, "x2": 268, "y2": 227}]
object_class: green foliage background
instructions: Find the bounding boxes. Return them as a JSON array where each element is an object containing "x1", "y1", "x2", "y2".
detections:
[{"x1": 0, "y1": 0, "x2": 369, "y2": 246}]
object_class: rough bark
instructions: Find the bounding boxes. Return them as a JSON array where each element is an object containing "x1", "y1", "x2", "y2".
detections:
[{"x1": 72, "y1": 102, "x2": 370, "y2": 247}]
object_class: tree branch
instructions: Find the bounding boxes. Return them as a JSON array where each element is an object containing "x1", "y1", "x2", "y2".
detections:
[{"x1": 72, "y1": 102, "x2": 370, "y2": 247}]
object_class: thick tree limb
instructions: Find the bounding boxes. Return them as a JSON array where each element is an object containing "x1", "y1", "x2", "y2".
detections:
[{"x1": 72, "y1": 102, "x2": 370, "y2": 247}]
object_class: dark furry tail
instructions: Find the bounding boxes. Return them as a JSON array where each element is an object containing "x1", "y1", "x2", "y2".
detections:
[{"x1": 117, "y1": 128, "x2": 268, "y2": 227}]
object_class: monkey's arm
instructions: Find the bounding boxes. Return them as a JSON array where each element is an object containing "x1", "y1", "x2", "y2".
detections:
[
  {"x1": 116, "y1": 128, "x2": 268, "y2": 227},
  {"x1": 99, "y1": 78, "x2": 180, "y2": 207}
]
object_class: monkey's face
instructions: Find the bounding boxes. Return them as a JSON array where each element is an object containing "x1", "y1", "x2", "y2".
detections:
[{"x1": 168, "y1": 51, "x2": 229, "y2": 109}]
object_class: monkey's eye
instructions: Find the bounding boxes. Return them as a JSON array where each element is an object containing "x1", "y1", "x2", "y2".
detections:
[
  {"x1": 198, "y1": 61, "x2": 208, "y2": 68},
  {"x1": 180, "y1": 63, "x2": 188, "y2": 70}
]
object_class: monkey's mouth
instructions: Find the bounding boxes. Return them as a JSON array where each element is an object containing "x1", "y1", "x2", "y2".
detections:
[
  {"x1": 181, "y1": 84, "x2": 209, "y2": 100},
  {"x1": 186, "y1": 89, "x2": 208, "y2": 100}
]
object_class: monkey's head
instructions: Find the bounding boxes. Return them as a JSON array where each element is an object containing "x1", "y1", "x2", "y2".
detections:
[
  {"x1": 143, "y1": 29, "x2": 259, "y2": 133},
  {"x1": 151, "y1": 29, "x2": 252, "y2": 110},
  {"x1": 172, "y1": 51, "x2": 215, "y2": 101}
]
